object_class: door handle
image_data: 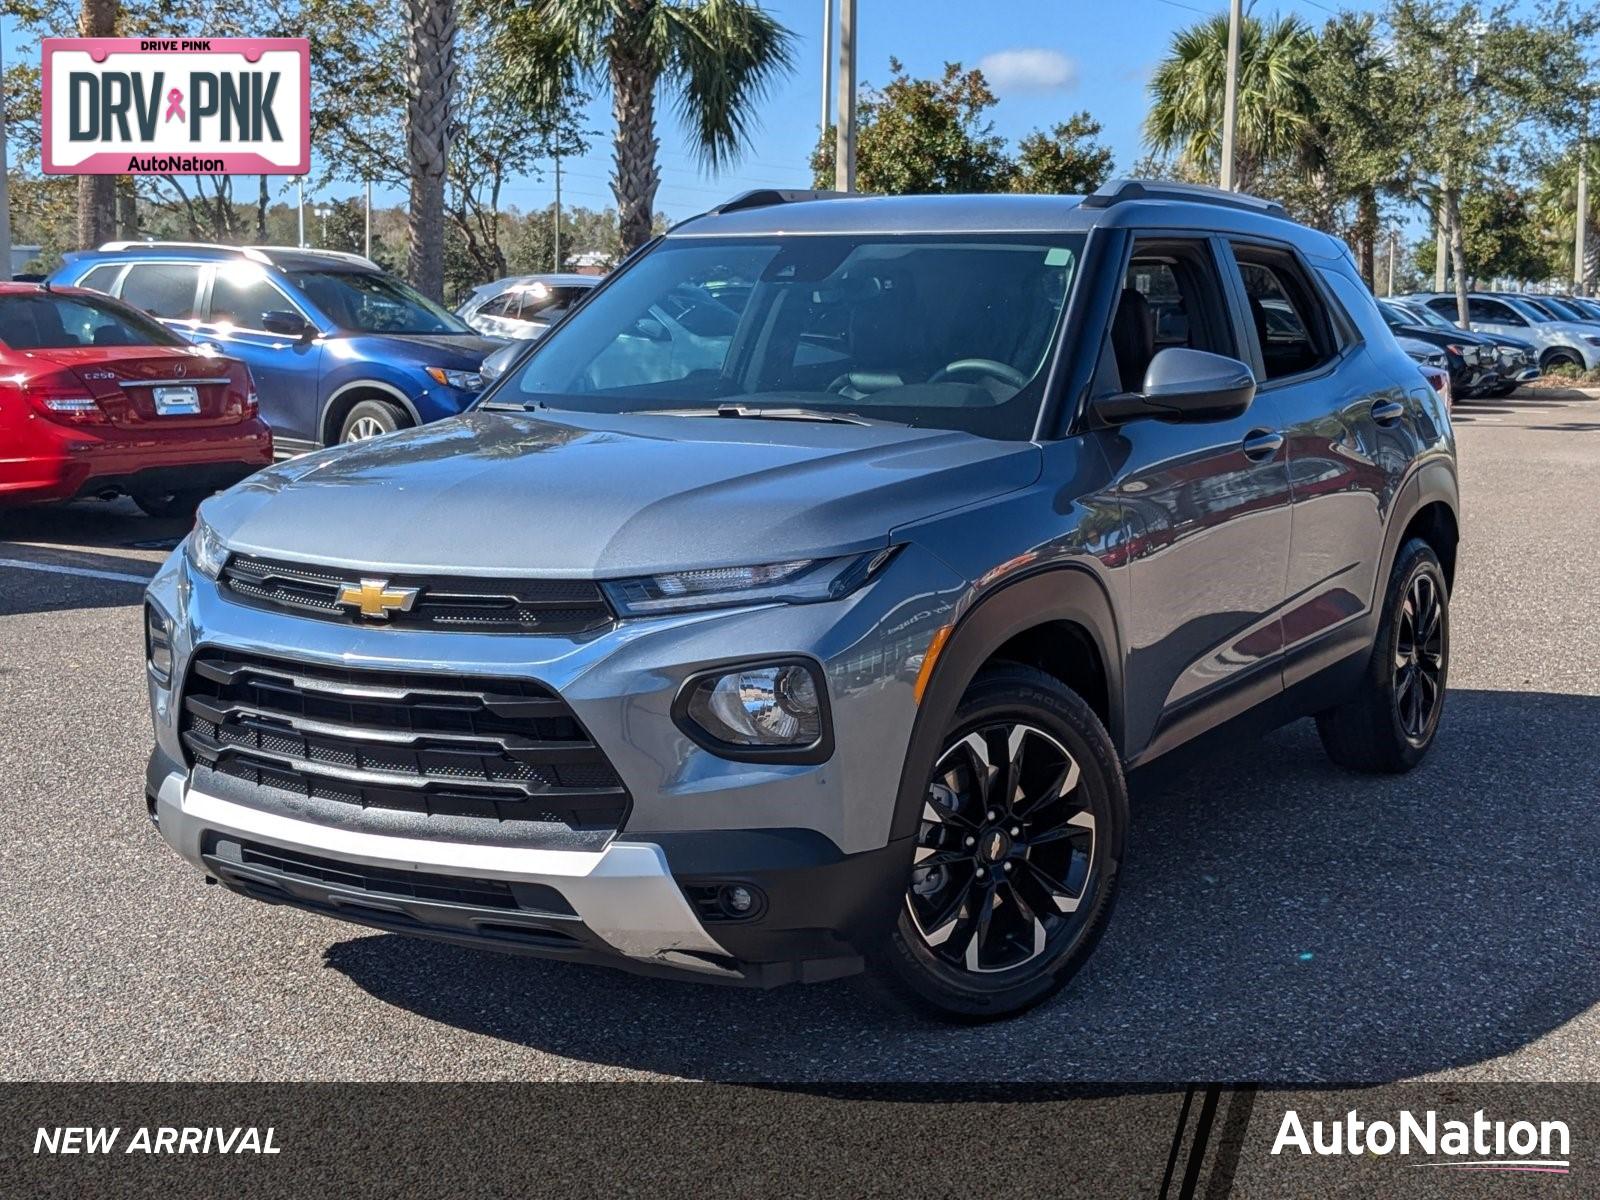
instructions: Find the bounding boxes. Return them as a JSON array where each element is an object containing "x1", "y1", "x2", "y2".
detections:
[
  {"x1": 1241, "y1": 429, "x2": 1284, "y2": 461},
  {"x1": 1372, "y1": 399, "x2": 1406, "y2": 425}
]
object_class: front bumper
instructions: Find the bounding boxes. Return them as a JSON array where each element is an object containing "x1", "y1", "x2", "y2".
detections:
[{"x1": 142, "y1": 539, "x2": 961, "y2": 985}]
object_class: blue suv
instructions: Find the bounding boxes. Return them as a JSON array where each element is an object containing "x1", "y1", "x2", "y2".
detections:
[{"x1": 51, "y1": 243, "x2": 502, "y2": 451}]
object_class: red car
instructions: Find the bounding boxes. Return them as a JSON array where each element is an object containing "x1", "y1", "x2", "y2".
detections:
[{"x1": 0, "y1": 283, "x2": 272, "y2": 516}]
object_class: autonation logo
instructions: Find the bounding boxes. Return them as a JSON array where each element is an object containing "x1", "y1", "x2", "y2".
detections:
[{"x1": 1272, "y1": 1108, "x2": 1571, "y2": 1174}]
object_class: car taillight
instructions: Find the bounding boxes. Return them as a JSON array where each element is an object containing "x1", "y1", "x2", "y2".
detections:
[
  {"x1": 242, "y1": 367, "x2": 259, "y2": 416},
  {"x1": 26, "y1": 373, "x2": 111, "y2": 425}
]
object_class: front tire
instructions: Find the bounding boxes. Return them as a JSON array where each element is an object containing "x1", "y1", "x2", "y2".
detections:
[
  {"x1": 339, "y1": 399, "x2": 409, "y2": 443},
  {"x1": 863, "y1": 664, "x2": 1127, "y2": 1022},
  {"x1": 1316, "y1": 538, "x2": 1450, "y2": 773}
]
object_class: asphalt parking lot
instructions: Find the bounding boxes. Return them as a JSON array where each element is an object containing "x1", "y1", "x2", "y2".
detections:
[{"x1": 3, "y1": 387, "x2": 1598, "y2": 1084}]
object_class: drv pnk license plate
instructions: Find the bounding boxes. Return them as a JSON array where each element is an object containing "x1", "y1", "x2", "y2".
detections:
[{"x1": 153, "y1": 385, "x2": 200, "y2": 415}]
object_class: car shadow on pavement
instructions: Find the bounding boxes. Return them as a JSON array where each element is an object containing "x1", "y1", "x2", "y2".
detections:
[{"x1": 325, "y1": 687, "x2": 1600, "y2": 1083}]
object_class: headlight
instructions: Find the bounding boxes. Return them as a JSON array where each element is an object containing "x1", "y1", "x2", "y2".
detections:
[
  {"x1": 145, "y1": 601, "x2": 174, "y2": 685},
  {"x1": 1445, "y1": 344, "x2": 1478, "y2": 364},
  {"x1": 186, "y1": 515, "x2": 229, "y2": 580},
  {"x1": 675, "y1": 660, "x2": 831, "y2": 760},
  {"x1": 602, "y1": 549, "x2": 893, "y2": 616},
  {"x1": 425, "y1": 366, "x2": 485, "y2": 390}
]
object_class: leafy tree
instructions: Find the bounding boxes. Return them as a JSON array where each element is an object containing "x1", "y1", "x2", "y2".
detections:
[
  {"x1": 1010, "y1": 114, "x2": 1114, "y2": 195},
  {"x1": 1144, "y1": 13, "x2": 1317, "y2": 194},
  {"x1": 1414, "y1": 182, "x2": 1558, "y2": 284},
  {"x1": 1386, "y1": 0, "x2": 1595, "y2": 321},
  {"x1": 810, "y1": 60, "x2": 1013, "y2": 194},
  {"x1": 487, "y1": 0, "x2": 795, "y2": 253}
]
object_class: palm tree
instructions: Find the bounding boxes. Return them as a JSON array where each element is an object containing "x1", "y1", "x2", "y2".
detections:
[
  {"x1": 77, "y1": 0, "x2": 119, "y2": 248},
  {"x1": 407, "y1": 0, "x2": 457, "y2": 300},
  {"x1": 500, "y1": 0, "x2": 794, "y2": 252},
  {"x1": 1144, "y1": 13, "x2": 1316, "y2": 194}
]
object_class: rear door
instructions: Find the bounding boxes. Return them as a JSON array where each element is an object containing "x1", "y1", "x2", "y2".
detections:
[
  {"x1": 1224, "y1": 240, "x2": 1403, "y2": 688},
  {"x1": 192, "y1": 262, "x2": 324, "y2": 442},
  {"x1": 113, "y1": 262, "x2": 205, "y2": 337},
  {"x1": 1097, "y1": 235, "x2": 1293, "y2": 759}
]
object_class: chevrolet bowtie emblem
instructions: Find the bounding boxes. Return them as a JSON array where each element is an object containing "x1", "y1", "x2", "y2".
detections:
[{"x1": 336, "y1": 578, "x2": 420, "y2": 620}]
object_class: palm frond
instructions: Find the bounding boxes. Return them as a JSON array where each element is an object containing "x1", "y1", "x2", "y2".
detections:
[{"x1": 659, "y1": 0, "x2": 796, "y2": 172}]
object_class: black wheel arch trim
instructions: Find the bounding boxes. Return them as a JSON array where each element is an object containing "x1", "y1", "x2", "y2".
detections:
[{"x1": 887, "y1": 563, "x2": 1125, "y2": 844}]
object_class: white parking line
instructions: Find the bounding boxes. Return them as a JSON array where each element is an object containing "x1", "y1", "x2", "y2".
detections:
[{"x1": 0, "y1": 557, "x2": 153, "y2": 585}]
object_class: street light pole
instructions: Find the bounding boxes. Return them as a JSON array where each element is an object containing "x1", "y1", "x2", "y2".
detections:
[
  {"x1": 1577, "y1": 138, "x2": 1590, "y2": 296},
  {"x1": 820, "y1": 0, "x2": 833, "y2": 135},
  {"x1": 0, "y1": 22, "x2": 12, "y2": 281},
  {"x1": 553, "y1": 152, "x2": 563, "y2": 272},
  {"x1": 364, "y1": 178, "x2": 372, "y2": 259},
  {"x1": 1219, "y1": 0, "x2": 1242, "y2": 191},
  {"x1": 297, "y1": 178, "x2": 306, "y2": 248},
  {"x1": 1387, "y1": 234, "x2": 1397, "y2": 297},
  {"x1": 834, "y1": 0, "x2": 856, "y2": 191}
]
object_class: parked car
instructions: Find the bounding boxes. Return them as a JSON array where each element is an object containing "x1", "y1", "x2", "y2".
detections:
[
  {"x1": 457, "y1": 274, "x2": 598, "y2": 340},
  {"x1": 50, "y1": 243, "x2": 502, "y2": 453},
  {"x1": 145, "y1": 182, "x2": 1458, "y2": 1020},
  {"x1": 1554, "y1": 294, "x2": 1600, "y2": 322},
  {"x1": 1376, "y1": 300, "x2": 1501, "y2": 397},
  {"x1": 1404, "y1": 291, "x2": 1600, "y2": 372},
  {"x1": 1388, "y1": 298, "x2": 1538, "y2": 397},
  {"x1": 1505, "y1": 293, "x2": 1600, "y2": 329},
  {"x1": 0, "y1": 283, "x2": 271, "y2": 515}
]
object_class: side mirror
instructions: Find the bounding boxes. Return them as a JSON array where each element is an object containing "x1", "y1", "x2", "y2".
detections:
[
  {"x1": 478, "y1": 340, "x2": 528, "y2": 384},
  {"x1": 1096, "y1": 347, "x2": 1256, "y2": 424},
  {"x1": 262, "y1": 310, "x2": 314, "y2": 340}
]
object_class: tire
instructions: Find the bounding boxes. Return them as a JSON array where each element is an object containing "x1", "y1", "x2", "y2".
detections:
[
  {"x1": 1483, "y1": 382, "x2": 1518, "y2": 398},
  {"x1": 1316, "y1": 538, "x2": 1449, "y2": 774},
  {"x1": 131, "y1": 488, "x2": 211, "y2": 520},
  {"x1": 861, "y1": 663, "x2": 1127, "y2": 1022},
  {"x1": 339, "y1": 399, "x2": 408, "y2": 443},
  {"x1": 1540, "y1": 348, "x2": 1582, "y2": 371}
]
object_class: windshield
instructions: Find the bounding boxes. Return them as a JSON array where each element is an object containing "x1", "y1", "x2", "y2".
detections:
[
  {"x1": 494, "y1": 233, "x2": 1084, "y2": 440},
  {"x1": 1377, "y1": 302, "x2": 1415, "y2": 330},
  {"x1": 286, "y1": 269, "x2": 473, "y2": 335},
  {"x1": 1534, "y1": 296, "x2": 1586, "y2": 322},
  {"x1": 1405, "y1": 302, "x2": 1457, "y2": 331},
  {"x1": 0, "y1": 291, "x2": 183, "y2": 349}
]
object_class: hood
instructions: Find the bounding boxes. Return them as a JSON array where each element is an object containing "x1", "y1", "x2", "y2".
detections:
[
  {"x1": 205, "y1": 409, "x2": 1042, "y2": 577},
  {"x1": 351, "y1": 331, "x2": 504, "y2": 366}
]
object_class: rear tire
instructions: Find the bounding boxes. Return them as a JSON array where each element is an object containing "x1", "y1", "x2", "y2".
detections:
[
  {"x1": 131, "y1": 488, "x2": 211, "y2": 520},
  {"x1": 339, "y1": 400, "x2": 408, "y2": 443},
  {"x1": 1316, "y1": 538, "x2": 1449, "y2": 774},
  {"x1": 862, "y1": 663, "x2": 1127, "y2": 1022}
]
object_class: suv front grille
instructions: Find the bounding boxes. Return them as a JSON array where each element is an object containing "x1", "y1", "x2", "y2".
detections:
[
  {"x1": 179, "y1": 649, "x2": 629, "y2": 831},
  {"x1": 220, "y1": 553, "x2": 614, "y2": 635}
]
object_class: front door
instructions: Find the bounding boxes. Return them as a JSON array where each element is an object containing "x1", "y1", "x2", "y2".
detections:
[
  {"x1": 192, "y1": 263, "x2": 324, "y2": 445},
  {"x1": 1094, "y1": 237, "x2": 1293, "y2": 761}
]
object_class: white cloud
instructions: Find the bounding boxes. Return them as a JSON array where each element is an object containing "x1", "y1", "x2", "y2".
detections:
[{"x1": 977, "y1": 48, "x2": 1080, "y2": 93}]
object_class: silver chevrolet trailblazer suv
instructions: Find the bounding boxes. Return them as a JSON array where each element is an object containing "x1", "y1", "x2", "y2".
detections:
[{"x1": 144, "y1": 182, "x2": 1460, "y2": 1020}]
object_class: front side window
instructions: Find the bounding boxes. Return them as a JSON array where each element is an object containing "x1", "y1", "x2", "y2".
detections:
[
  {"x1": 496, "y1": 233, "x2": 1083, "y2": 440},
  {"x1": 118, "y1": 263, "x2": 202, "y2": 319},
  {"x1": 1465, "y1": 297, "x2": 1525, "y2": 326},
  {"x1": 285, "y1": 269, "x2": 473, "y2": 335},
  {"x1": 0, "y1": 292, "x2": 183, "y2": 349},
  {"x1": 209, "y1": 264, "x2": 299, "y2": 330}
]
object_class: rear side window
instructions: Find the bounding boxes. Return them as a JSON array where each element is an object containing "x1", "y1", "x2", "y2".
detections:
[
  {"x1": 1465, "y1": 296, "x2": 1527, "y2": 326},
  {"x1": 119, "y1": 263, "x2": 202, "y2": 319},
  {"x1": 209, "y1": 265, "x2": 295, "y2": 330},
  {"x1": 0, "y1": 293, "x2": 181, "y2": 349},
  {"x1": 1230, "y1": 245, "x2": 1338, "y2": 381},
  {"x1": 76, "y1": 264, "x2": 122, "y2": 294}
]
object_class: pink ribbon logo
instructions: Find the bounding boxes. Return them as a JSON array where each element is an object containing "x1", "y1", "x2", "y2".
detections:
[{"x1": 164, "y1": 88, "x2": 185, "y2": 123}]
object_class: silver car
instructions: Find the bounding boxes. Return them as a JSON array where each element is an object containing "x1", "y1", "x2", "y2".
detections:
[
  {"x1": 1404, "y1": 291, "x2": 1600, "y2": 371},
  {"x1": 457, "y1": 273, "x2": 598, "y2": 340},
  {"x1": 144, "y1": 183, "x2": 1459, "y2": 1020}
]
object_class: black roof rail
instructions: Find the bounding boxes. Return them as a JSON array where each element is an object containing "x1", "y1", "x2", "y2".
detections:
[
  {"x1": 706, "y1": 188, "x2": 850, "y2": 216},
  {"x1": 1081, "y1": 178, "x2": 1288, "y2": 218}
]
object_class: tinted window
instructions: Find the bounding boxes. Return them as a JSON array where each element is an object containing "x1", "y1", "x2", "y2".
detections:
[
  {"x1": 209, "y1": 264, "x2": 297, "y2": 329},
  {"x1": 518, "y1": 284, "x2": 590, "y2": 322},
  {"x1": 286, "y1": 269, "x2": 471, "y2": 334},
  {"x1": 77, "y1": 264, "x2": 122, "y2": 294},
  {"x1": 118, "y1": 263, "x2": 202, "y2": 319},
  {"x1": 501, "y1": 234, "x2": 1083, "y2": 441},
  {"x1": 1232, "y1": 247, "x2": 1336, "y2": 381},
  {"x1": 1465, "y1": 297, "x2": 1525, "y2": 325},
  {"x1": 477, "y1": 292, "x2": 519, "y2": 318},
  {"x1": 1105, "y1": 243, "x2": 1234, "y2": 392},
  {"x1": 0, "y1": 292, "x2": 182, "y2": 349}
]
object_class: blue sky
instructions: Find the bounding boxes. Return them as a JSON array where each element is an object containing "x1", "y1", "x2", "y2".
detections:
[{"x1": 4, "y1": 0, "x2": 1390, "y2": 218}]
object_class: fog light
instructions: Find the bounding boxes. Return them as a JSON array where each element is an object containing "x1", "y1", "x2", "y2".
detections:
[
  {"x1": 678, "y1": 661, "x2": 827, "y2": 757},
  {"x1": 723, "y1": 885, "x2": 755, "y2": 915},
  {"x1": 145, "y1": 602, "x2": 173, "y2": 686}
]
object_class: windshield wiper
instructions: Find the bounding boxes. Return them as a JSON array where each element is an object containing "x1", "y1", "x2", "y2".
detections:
[{"x1": 629, "y1": 404, "x2": 873, "y2": 425}]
